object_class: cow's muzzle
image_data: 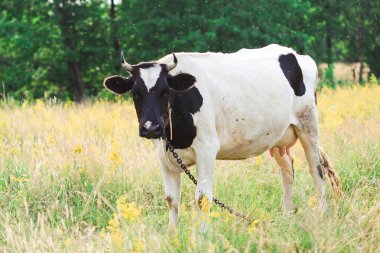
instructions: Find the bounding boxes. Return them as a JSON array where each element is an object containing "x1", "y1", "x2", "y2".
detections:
[{"x1": 140, "y1": 121, "x2": 163, "y2": 139}]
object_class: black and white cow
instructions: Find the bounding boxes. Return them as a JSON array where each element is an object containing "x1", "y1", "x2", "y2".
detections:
[{"x1": 104, "y1": 44, "x2": 340, "y2": 228}]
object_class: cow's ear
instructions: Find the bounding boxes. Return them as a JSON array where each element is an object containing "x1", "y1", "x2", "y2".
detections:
[
  {"x1": 167, "y1": 73, "x2": 196, "y2": 91},
  {"x1": 103, "y1": 75, "x2": 134, "y2": 95}
]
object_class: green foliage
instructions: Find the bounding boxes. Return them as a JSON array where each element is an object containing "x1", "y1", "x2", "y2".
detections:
[
  {"x1": 323, "y1": 64, "x2": 335, "y2": 89},
  {"x1": 0, "y1": 0, "x2": 379, "y2": 101}
]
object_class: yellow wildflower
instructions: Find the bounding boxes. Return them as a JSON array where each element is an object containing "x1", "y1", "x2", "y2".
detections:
[
  {"x1": 11, "y1": 175, "x2": 29, "y2": 183},
  {"x1": 308, "y1": 195, "x2": 317, "y2": 206},
  {"x1": 99, "y1": 228, "x2": 107, "y2": 239},
  {"x1": 255, "y1": 155, "x2": 264, "y2": 166},
  {"x1": 247, "y1": 219, "x2": 260, "y2": 233},
  {"x1": 120, "y1": 202, "x2": 142, "y2": 221},
  {"x1": 132, "y1": 238, "x2": 145, "y2": 253},
  {"x1": 116, "y1": 195, "x2": 142, "y2": 222},
  {"x1": 106, "y1": 214, "x2": 123, "y2": 250},
  {"x1": 116, "y1": 195, "x2": 128, "y2": 206},
  {"x1": 9, "y1": 147, "x2": 18, "y2": 155},
  {"x1": 72, "y1": 144, "x2": 83, "y2": 154},
  {"x1": 199, "y1": 196, "x2": 211, "y2": 213},
  {"x1": 108, "y1": 150, "x2": 122, "y2": 166},
  {"x1": 106, "y1": 213, "x2": 120, "y2": 233},
  {"x1": 111, "y1": 230, "x2": 123, "y2": 250},
  {"x1": 210, "y1": 211, "x2": 221, "y2": 218}
]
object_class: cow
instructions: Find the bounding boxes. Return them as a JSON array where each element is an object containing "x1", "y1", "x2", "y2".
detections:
[{"x1": 103, "y1": 44, "x2": 341, "y2": 228}]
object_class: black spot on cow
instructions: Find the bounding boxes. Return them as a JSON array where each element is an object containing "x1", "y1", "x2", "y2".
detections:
[
  {"x1": 166, "y1": 87, "x2": 203, "y2": 149},
  {"x1": 168, "y1": 73, "x2": 196, "y2": 91},
  {"x1": 279, "y1": 53, "x2": 306, "y2": 96}
]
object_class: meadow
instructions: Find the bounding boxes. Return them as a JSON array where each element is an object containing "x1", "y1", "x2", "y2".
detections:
[{"x1": 0, "y1": 83, "x2": 379, "y2": 252}]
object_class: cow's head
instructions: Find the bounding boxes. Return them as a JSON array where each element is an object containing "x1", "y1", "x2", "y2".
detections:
[{"x1": 104, "y1": 52, "x2": 196, "y2": 139}]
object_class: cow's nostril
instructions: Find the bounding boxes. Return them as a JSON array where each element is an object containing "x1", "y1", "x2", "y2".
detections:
[{"x1": 154, "y1": 125, "x2": 161, "y2": 134}]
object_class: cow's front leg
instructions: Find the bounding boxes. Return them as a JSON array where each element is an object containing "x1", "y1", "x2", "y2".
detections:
[
  {"x1": 159, "y1": 159, "x2": 181, "y2": 229},
  {"x1": 194, "y1": 145, "x2": 218, "y2": 211}
]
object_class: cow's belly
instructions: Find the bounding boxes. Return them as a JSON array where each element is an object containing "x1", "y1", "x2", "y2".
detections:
[
  {"x1": 217, "y1": 125, "x2": 296, "y2": 160},
  {"x1": 217, "y1": 143, "x2": 269, "y2": 160},
  {"x1": 215, "y1": 114, "x2": 296, "y2": 160}
]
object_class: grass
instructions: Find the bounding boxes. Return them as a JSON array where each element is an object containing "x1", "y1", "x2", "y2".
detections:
[{"x1": 0, "y1": 84, "x2": 379, "y2": 252}]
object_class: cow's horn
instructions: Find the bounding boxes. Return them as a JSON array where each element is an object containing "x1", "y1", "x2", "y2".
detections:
[
  {"x1": 121, "y1": 51, "x2": 133, "y2": 72},
  {"x1": 166, "y1": 53, "x2": 178, "y2": 71}
]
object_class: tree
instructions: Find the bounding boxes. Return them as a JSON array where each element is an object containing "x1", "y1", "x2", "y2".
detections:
[
  {"x1": 54, "y1": 0, "x2": 86, "y2": 103},
  {"x1": 1, "y1": 0, "x2": 379, "y2": 101}
]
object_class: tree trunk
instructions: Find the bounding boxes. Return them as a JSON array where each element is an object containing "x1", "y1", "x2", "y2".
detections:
[
  {"x1": 55, "y1": 1, "x2": 86, "y2": 103},
  {"x1": 358, "y1": 2, "x2": 365, "y2": 83},
  {"x1": 325, "y1": 4, "x2": 333, "y2": 65},
  {"x1": 110, "y1": 0, "x2": 120, "y2": 72},
  {"x1": 68, "y1": 60, "x2": 86, "y2": 102}
]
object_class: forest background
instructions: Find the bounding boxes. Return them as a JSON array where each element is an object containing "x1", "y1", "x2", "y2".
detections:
[{"x1": 0, "y1": 0, "x2": 379, "y2": 102}]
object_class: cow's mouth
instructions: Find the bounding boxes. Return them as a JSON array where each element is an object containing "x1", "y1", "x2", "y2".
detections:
[
  {"x1": 140, "y1": 119, "x2": 166, "y2": 139},
  {"x1": 140, "y1": 127, "x2": 163, "y2": 139}
]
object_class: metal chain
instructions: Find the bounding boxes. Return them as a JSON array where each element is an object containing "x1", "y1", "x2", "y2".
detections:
[{"x1": 166, "y1": 142, "x2": 254, "y2": 223}]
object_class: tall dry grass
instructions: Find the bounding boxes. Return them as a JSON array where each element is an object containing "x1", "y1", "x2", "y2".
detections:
[{"x1": 0, "y1": 84, "x2": 379, "y2": 252}]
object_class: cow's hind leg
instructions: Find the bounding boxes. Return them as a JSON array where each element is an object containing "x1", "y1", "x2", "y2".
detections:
[
  {"x1": 294, "y1": 105, "x2": 328, "y2": 213},
  {"x1": 273, "y1": 148, "x2": 295, "y2": 214}
]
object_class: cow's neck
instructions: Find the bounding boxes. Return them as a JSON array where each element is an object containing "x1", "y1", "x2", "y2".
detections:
[{"x1": 164, "y1": 88, "x2": 202, "y2": 149}]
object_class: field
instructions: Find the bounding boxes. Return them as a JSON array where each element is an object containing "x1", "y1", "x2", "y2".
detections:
[{"x1": 0, "y1": 84, "x2": 379, "y2": 252}]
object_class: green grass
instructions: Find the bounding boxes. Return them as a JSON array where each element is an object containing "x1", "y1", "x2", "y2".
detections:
[{"x1": 0, "y1": 86, "x2": 379, "y2": 252}]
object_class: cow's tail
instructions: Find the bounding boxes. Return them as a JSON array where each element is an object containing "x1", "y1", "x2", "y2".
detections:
[{"x1": 319, "y1": 148, "x2": 342, "y2": 196}]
